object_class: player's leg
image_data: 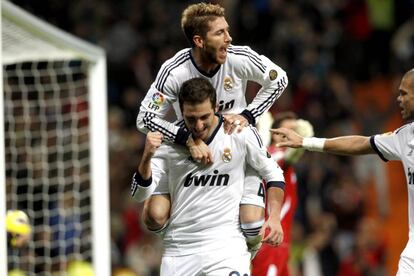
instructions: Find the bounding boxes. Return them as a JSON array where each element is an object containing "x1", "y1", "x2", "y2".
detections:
[
  {"x1": 142, "y1": 194, "x2": 171, "y2": 233},
  {"x1": 240, "y1": 165, "x2": 266, "y2": 259}
]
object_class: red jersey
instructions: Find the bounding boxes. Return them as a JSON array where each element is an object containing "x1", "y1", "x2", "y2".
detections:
[{"x1": 252, "y1": 144, "x2": 298, "y2": 276}]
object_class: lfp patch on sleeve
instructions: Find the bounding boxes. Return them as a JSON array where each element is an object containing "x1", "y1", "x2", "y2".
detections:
[{"x1": 147, "y1": 92, "x2": 165, "y2": 111}]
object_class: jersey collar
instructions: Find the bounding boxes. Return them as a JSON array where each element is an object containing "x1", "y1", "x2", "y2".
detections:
[
  {"x1": 204, "y1": 114, "x2": 223, "y2": 145},
  {"x1": 189, "y1": 50, "x2": 221, "y2": 78}
]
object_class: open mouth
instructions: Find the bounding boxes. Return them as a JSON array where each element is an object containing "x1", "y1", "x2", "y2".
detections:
[{"x1": 219, "y1": 46, "x2": 227, "y2": 57}]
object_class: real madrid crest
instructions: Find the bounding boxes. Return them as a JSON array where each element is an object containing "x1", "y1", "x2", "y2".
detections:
[
  {"x1": 223, "y1": 76, "x2": 234, "y2": 91},
  {"x1": 269, "y1": 69, "x2": 278, "y2": 81},
  {"x1": 222, "y1": 147, "x2": 232, "y2": 163}
]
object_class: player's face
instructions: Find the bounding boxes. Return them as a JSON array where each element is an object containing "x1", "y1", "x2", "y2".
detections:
[
  {"x1": 202, "y1": 17, "x2": 232, "y2": 65},
  {"x1": 397, "y1": 76, "x2": 414, "y2": 120},
  {"x1": 272, "y1": 119, "x2": 297, "y2": 144},
  {"x1": 182, "y1": 99, "x2": 217, "y2": 141}
]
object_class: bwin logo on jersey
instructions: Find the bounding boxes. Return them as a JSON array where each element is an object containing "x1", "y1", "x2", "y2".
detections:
[
  {"x1": 183, "y1": 170, "x2": 230, "y2": 187},
  {"x1": 218, "y1": 99, "x2": 235, "y2": 112}
]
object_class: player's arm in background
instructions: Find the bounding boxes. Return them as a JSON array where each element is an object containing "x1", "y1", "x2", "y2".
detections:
[
  {"x1": 271, "y1": 127, "x2": 375, "y2": 155},
  {"x1": 224, "y1": 46, "x2": 288, "y2": 129},
  {"x1": 282, "y1": 119, "x2": 314, "y2": 164},
  {"x1": 243, "y1": 125, "x2": 285, "y2": 245}
]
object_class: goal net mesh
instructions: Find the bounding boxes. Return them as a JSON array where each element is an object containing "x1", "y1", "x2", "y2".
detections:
[{"x1": 3, "y1": 9, "x2": 95, "y2": 276}]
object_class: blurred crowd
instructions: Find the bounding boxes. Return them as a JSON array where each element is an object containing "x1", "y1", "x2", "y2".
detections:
[{"x1": 10, "y1": 0, "x2": 414, "y2": 275}]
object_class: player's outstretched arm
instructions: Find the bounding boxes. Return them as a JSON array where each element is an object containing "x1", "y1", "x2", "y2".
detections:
[
  {"x1": 283, "y1": 119, "x2": 314, "y2": 164},
  {"x1": 271, "y1": 128, "x2": 375, "y2": 155}
]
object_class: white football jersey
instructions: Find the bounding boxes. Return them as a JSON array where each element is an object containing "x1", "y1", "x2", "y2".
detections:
[
  {"x1": 371, "y1": 122, "x2": 414, "y2": 257},
  {"x1": 132, "y1": 116, "x2": 285, "y2": 256},
  {"x1": 137, "y1": 45, "x2": 288, "y2": 144}
]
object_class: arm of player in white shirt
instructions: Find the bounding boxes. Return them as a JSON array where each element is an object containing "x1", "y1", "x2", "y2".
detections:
[
  {"x1": 136, "y1": 50, "x2": 193, "y2": 145},
  {"x1": 243, "y1": 125, "x2": 285, "y2": 244},
  {"x1": 137, "y1": 82, "x2": 191, "y2": 144},
  {"x1": 234, "y1": 46, "x2": 288, "y2": 125},
  {"x1": 131, "y1": 141, "x2": 169, "y2": 202}
]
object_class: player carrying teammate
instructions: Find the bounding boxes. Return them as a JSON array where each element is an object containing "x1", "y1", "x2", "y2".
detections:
[
  {"x1": 135, "y1": 2, "x2": 288, "y2": 255},
  {"x1": 132, "y1": 77, "x2": 285, "y2": 275}
]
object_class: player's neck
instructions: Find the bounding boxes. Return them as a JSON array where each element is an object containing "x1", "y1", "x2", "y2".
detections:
[{"x1": 191, "y1": 48, "x2": 219, "y2": 74}]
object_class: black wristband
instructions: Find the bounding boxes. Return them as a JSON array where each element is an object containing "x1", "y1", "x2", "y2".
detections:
[
  {"x1": 266, "y1": 181, "x2": 285, "y2": 190},
  {"x1": 240, "y1": 109, "x2": 255, "y2": 125},
  {"x1": 133, "y1": 171, "x2": 152, "y2": 187}
]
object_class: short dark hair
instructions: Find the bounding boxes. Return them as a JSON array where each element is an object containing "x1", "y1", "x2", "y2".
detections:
[
  {"x1": 178, "y1": 77, "x2": 216, "y2": 111},
  {"x1": 271, "y1": 111, "x2": 298, "y2": 129}
]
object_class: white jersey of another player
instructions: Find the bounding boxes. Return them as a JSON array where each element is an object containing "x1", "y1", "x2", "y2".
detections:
[
  {"x1": 137, "y1": 45, "x2": 288, "y2": 144},
  {"x1": 371, "y1": 122, "x2": 414, "y2": 258},
  {"x1": 131, "y1": 116, "x2": 285, "y2": 256}
]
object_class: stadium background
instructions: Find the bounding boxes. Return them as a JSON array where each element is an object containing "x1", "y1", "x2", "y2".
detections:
[{"x1": 8, "y1": 0, "x2": 414, "y2": 275}]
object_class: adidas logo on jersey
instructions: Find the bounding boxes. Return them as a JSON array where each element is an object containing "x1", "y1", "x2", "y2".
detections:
[{"x1": 183, "y1": 170, "x2": 229, "y2": 187}]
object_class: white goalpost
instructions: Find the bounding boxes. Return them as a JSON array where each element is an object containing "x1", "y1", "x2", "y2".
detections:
[{"x1": 1, "y1": 1, "x2": 110, "y2": 275}]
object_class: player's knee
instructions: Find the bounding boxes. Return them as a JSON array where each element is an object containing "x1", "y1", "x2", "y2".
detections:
[
  {"x1": 143, "y1": 198, "x2": 170, "y2": 231},
  {"x1": 239, "y1": 204, "x2": 264, "y2": 223},
  {"x1": 143, "y1": 205, "x2": 168, "y2": 230}
]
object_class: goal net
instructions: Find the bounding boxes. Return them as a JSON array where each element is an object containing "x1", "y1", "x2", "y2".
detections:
[{"x1": 1, "y1": 1, "x2": 109, "y2": 275}]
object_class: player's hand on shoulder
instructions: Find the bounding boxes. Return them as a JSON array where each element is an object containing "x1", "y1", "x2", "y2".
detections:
[
  {"x1": 186, "y1": 136, "x2": 213, "y2": 165},
  {"x1": 223, "y1": 114, "x2": 248, "y2": 134},
  {"x1": 145, "y1": 131, "x2": 163, "y2": 155},
  {"x1": 270, "y1": 128, "x2": 303, "y2": 148}
]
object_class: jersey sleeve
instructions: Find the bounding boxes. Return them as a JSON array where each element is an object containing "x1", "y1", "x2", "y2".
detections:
[
  {"x1": 136, "y1": 50, "x2": 192, "y2": 145},
  {"x1": 130, "y1": 145, "x2": 170, "y2": 202},
  {"x1": 230, "y1": 46, "x2": 288, "y2": 125},
  {"x1": 371, "y1": 128, "x2": 405, "y2": 161},
  {"x1": 243, "y1": 125, "x2": 285, "y2": 189}
]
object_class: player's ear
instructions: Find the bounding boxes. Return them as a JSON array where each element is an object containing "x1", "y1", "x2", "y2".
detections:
[{"x1": 193, "y1": 35, "x2": 204, "y2": 48}]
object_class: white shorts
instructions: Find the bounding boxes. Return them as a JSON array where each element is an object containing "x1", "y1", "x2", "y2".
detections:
[
  {"x1": 240, "y1": 164, "x2": 265, "y2": 208},
  {"x1": 161, "y1": 250, "x2": 251, "y2": 276}
]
